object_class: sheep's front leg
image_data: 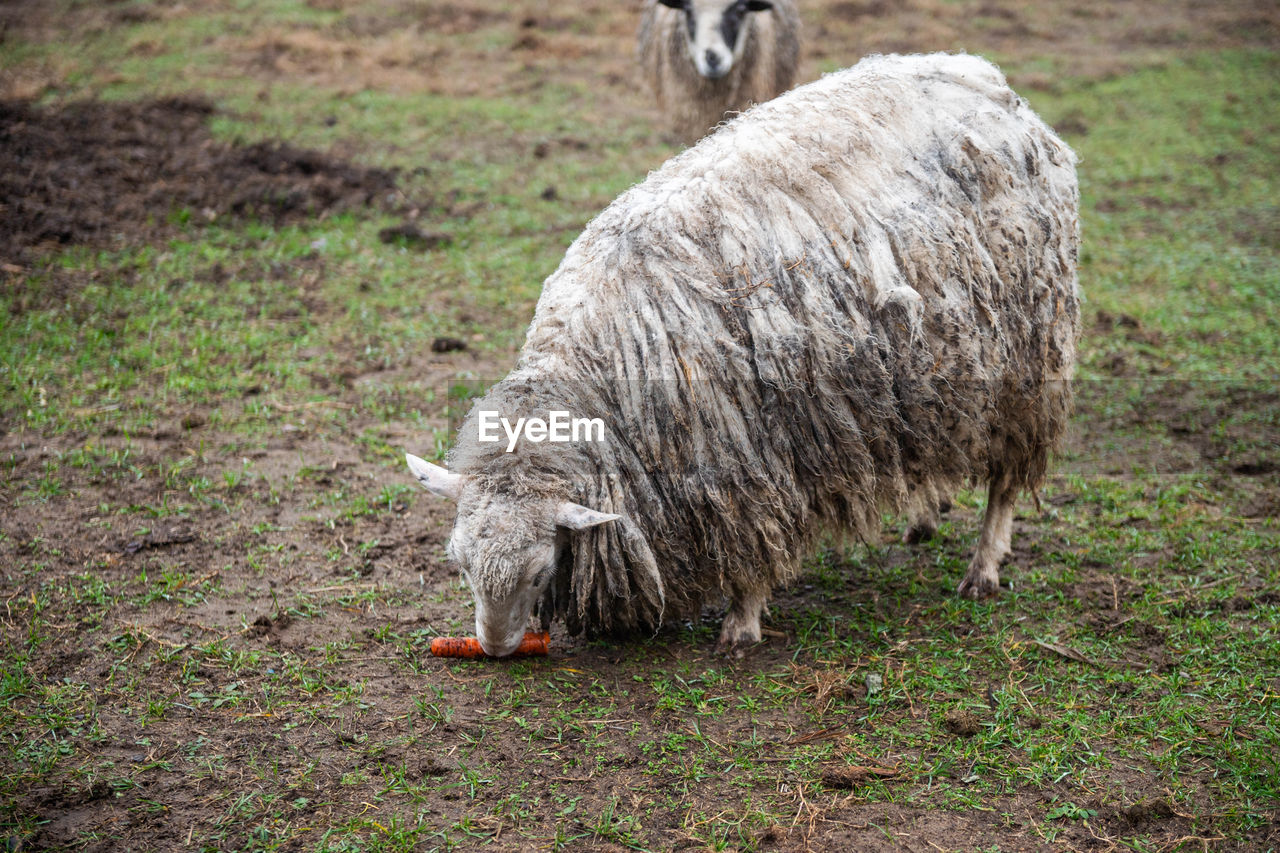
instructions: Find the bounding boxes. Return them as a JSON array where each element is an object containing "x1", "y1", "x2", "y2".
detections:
[
  {"x1": 958, "y1": 480, "x2": 1015, "y2": 598},
  {"x1": 717, "y1": 587, "x2": 767, "y2": 656}
]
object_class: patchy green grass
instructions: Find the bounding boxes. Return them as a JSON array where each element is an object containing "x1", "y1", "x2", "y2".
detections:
[
  {"x1": 1048, "y1": 50, "x2": 1280, "y2": 381},
  {"x1": 0, "y1": 0, "x2": 1277, "y2": 849}
]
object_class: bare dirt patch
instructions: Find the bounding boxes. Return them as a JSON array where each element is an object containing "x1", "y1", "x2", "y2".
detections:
[{"x1": 0, "y1": 96, "x2": 403, "y2": 267}]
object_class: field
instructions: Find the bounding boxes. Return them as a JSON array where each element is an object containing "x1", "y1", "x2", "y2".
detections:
[{"x1": 2, "y1": 0, "x2": 1279, "y2": 850}]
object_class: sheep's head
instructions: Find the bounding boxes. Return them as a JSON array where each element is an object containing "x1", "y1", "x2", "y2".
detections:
[
  {"x1": 405, "y1": 454, "x2": 618, "y2": 657},
  {"x1": 659, "y1": 0, "x2": 774, "y2": 80}
]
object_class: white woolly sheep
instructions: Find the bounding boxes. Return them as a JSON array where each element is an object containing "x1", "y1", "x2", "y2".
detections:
[
  {"x1": 638, "y1": 0, "x2": 801, "y2": 143},
  {"x1": 407, "y1": 53, "x2": 1081, "y2": 657}
]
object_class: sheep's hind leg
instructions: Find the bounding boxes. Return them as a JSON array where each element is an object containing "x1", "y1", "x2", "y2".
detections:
[
  {"x1": 716, "y1": 587, "x2": 767, "y2": 657},
  {"x1": 903, "y1": 486, "x2": 952, "y2": 544},
  {"x1": 958, "y1": 479, "x2": 1015, "y2": 599},
  {"x1": 903, "y1": 501, "x2": 941, "y2": 544}
]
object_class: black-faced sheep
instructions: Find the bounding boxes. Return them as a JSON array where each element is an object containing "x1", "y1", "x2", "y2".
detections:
[
  {"x1": 638, "y1": 0, "x2": 801, "y2": 143},
  {"x1": 407, "y1": 53, "x2": 1081, "y2": 657}
]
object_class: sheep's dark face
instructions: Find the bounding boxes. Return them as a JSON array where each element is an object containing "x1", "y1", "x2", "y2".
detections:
[
  {"x1": 405, "y1": 454, "x2": 619, "y2": 657},
  {"x1": 659, "y1": 0, "x2": 774, "y2": 80}
]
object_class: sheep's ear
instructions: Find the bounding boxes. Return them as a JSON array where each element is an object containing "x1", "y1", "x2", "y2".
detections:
[
  {"x1": 657, "y1": 0, "x2": 686, "y2": 9},
  {"x1": 554, "y1": 501, "x2": 620, "y2": 531},
  {"x1": 745, "y1": 0, "x2": 773, "y2": 10},
  {"x1": 405, "y1": 453, "x2": 463, "y2": 500}
]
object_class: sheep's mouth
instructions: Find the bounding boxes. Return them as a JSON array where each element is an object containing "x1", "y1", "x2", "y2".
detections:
[
  {"x1": 694, "y1": 50, "x2": 733, "y2": 79},
  {"x1": 478, "y1": 635, "x2": 525, "y2": 658}
]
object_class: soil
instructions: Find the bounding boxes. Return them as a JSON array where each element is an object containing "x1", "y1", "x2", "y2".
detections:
[
  {"x1": 941, "y1": 708, "x2": 981, "y2": 737},
  {"x1": 0, "y1": 97, "x2": 404, "y2": 267},
  {"x1": 1, "y1": 0, "x2": 1278, "y2": 851}
]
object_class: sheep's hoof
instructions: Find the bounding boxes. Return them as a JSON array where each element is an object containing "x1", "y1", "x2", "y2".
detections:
[
  {"x1": 902, "y1": 522, "x2": 937, "y2": 545},
  {"x1": 715, "y1": 622, "x2": 763, "y2": 659},
  {"x1": 714, "y1": 635, "x2": 761, "y2": 659},
  {"x1": 717, "y1": 602, "x2": 764, "y2": 658},
  {"x1": 957, "y1": 571, "x2": 1001, "y2": 599}
]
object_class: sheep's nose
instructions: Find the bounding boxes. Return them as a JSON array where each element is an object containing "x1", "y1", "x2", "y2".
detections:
[
  {"x1": 476, "y1": 623, "x2": 523, "y2": 658},
  {"x1": 704, "y1": 50, "x2": 723, "y2": 75}
]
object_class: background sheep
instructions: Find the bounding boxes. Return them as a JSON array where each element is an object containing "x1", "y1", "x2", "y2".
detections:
[
  {"x1": 408, "y1": 52, "x2": 1080, "y2": 656},
  {"x1": 637, "y1": 0, "x2": 801, "y2": 143}
]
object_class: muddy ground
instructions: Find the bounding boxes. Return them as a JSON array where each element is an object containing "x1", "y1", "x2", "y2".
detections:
[
  {"x1": 1, "y1": 0, "x2": 1278, "y2": 851},
  {"x1": 0, "y1": 97, "x2": 405, "y2": 267}
]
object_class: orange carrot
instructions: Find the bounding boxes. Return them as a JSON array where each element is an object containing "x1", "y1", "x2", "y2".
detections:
[{"x1": 429, "y1": 631, "x2": 549, "y2": 659}]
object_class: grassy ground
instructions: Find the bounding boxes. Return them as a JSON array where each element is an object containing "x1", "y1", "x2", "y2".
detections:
[{"x1": 1, "y1": 0, "x2": 1278, "y2": 850}]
